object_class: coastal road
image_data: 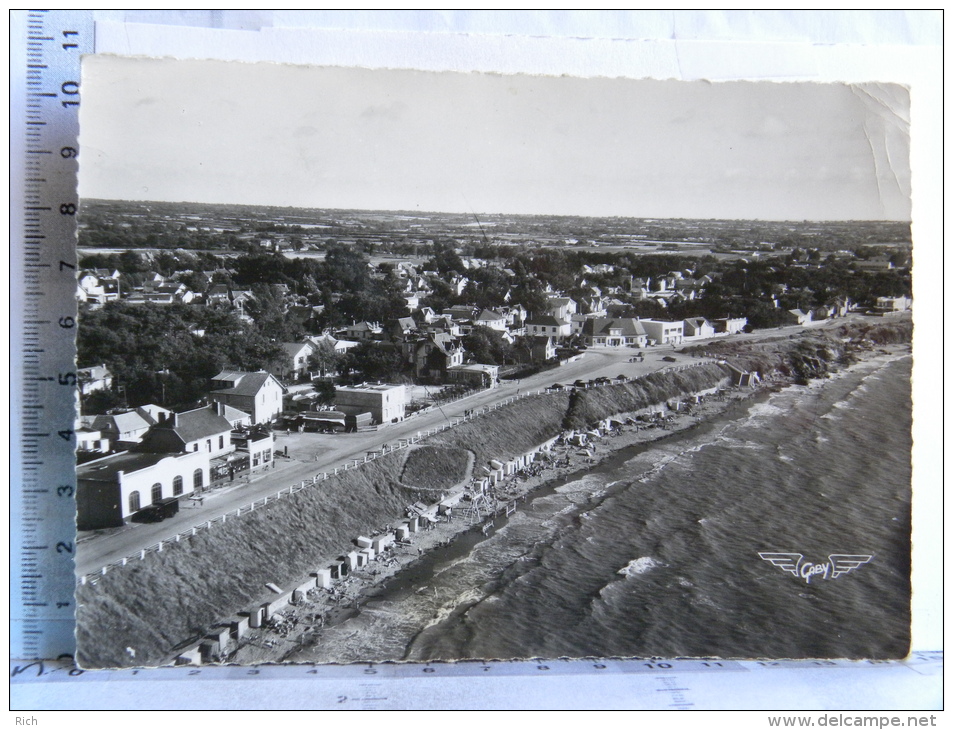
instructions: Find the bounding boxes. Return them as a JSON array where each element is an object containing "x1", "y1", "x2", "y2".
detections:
[{"x1": 75, "y1": 313, "x2": 883, "y2": 576}]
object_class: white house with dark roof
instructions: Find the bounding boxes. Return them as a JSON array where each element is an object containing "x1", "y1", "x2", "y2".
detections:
[
  {"x1": 280, "y1": 341, "x2": 315, "y2": 380},
  {"x1": 581, "y1": 318, "x2": 648, "y2": 348},
  {"x1": 210, "y1": 370, "x2": 287, "y2": 424},
  {"x1": 525, "y1": 315, "x2": 571, "y2": 339},
  {"x1": 473, "y1": 309, "x2": 507, "y2": 331},
  {"x1": 138, "y1": 404, "x2": 235, "y2": 459}
]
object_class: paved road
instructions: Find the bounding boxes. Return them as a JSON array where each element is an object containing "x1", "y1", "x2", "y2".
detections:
[{"x1": 75, "y1": 314, "x2": 877, "y2": 576}]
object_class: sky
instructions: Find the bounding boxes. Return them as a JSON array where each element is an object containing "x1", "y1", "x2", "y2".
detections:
[{"x1": 79, "y1": 55, "x2": 912, "y2": 221}]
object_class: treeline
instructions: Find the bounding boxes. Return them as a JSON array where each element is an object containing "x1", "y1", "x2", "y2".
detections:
[{"x1": 78, "y1": 303, "x2": 285, "y2": 410}]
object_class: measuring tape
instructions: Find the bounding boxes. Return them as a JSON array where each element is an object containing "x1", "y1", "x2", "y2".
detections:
[{"x1": 11, "y1": 9, "x2": 94, "y2": 662}]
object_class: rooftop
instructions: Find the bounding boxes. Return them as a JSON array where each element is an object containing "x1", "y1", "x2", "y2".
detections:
[
  {"x1": 211, "y1": 370, "x2": 286, "y2": 397},
  {"x1": 146, "y1": 406, "x2": 233, "y2": 444},
  {"x1": 336, "y1": 383, "x2": 405, "y2": 393},
  {"x1": 78, "y1": 451, "x2": 180, "y2": 482}
]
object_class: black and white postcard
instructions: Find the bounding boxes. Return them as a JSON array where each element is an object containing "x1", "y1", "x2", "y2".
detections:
[{"x1": 74, "y1": 56, "x2": 917, "y2": 669}]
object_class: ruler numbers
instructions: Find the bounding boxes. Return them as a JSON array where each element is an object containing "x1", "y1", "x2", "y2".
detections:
[{"x1": 13, "y1": 9, "x2": 93, "y2": 662}]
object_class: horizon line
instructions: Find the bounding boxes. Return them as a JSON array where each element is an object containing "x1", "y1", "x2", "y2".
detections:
[{"x1": 78, "y1": 198, "x2": 913, "y2": 227}]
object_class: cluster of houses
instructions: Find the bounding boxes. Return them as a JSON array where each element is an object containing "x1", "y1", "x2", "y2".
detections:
[
  {"x1": 74, "y1": 249, "x2": 893, "y2": 533},
  {"x1": 76, "y1": 364, "x2": 433, "y2": 531},
  {"x1": 76, "y1": 256, "x2": 864, "y2": 368},
  {"x1": 76, "y1": 399, "x2": 276, "y2": 531}
]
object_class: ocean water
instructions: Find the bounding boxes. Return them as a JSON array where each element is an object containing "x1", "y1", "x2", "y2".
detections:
[{"x1": 295, "y1": 354, "x2": 912, "y2": 662}]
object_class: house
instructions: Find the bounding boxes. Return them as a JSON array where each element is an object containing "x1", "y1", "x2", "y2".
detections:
[
  {"x1": 577, "y1": 294, "x2": 608, "y2": 316},
  {"x1": 569, "y1": 313, "x2": 591, "y2": 336},
  {"x1": 88, "y1": 409, "x2": 158, "y2": 448},
  {"x1": 388, "y1": 317, "x2": 419, "y2": 341},
  {"x1": 230, "y1": 428, "x2": 276, "y2": 472},
  {"x1": 210, "y1": 370, "x2": 287, "y2": 424},
  {"x1": 546, "y1": 297, "x2": 577, "y2": 321},
  {"x1": 784, "y1": 309, "x2": 813, "y2": 326},
  {"x1": 230, "y1": 290, "x2": 255, "y2": 317},
  {"x1": 417, "y1": 306, "x2": 438, "y2": 324},
  {"x1": 138, "y1": 404, "x2": 236, "y2": 459},
  {"x1": 280, "y1": 341, "x2": 315, "y2": 381},
  {"x1": 682, "y1": 318, "x2": 715, "y2": 339},
  {"x1": 77, "y1": 271, "x2": 121, "y2": 307},
  {"x1": 500, "y1": 304, "x2": 527, "y2": 329},
  {"x1": 340, "y1": 321, "x2": 383, "y2": 342},
  {"x1": 141, "y1": 272, "x2": 167, "y2": 290},
  {"x1": 156, "y1": 282, "x2": 195, "y2": 304},
  {"x1": 206, "y1": 284, "x2": 231, "y2": 306},
  {"x1": 76, "y1": 424, "x2": 110, "y2": 456},
  {"x1": 446, "y1": 363, "x2": 499, "y2": 388},
  {"x1": 581, "y1": 318, "x2": 648, "y2": 348},
  {"x1": 515, "y1": 336, "x2": 556, "y2": 364},
  {"x1": 712, "y1": 317, "x2": 747, "y2": 334},
  {"x1": 304, "y1": 333, "x2": 360, "y2": 354},
  {"x1": 450, "y1": 275, "x2": 469, "y2": 296},
  {"x1": 334, "y1": 383, "x2": 407, "y2": 424},
  {"x1": 473, "y1": 309, "x2": 507, "y2": 331},
  {"x1": 77, "y1": 364, "x2": 113, "y2": 396},
  {"x1": 443, "y1": 305, "x2": 478, "y2": 322},
  {"x1": 217, "y1": 403, "x2": 252, "y2": 429},
  {"x1": 828, "y1": 297, "x2": 853, "y2": 318},
  {"x1": 411, "y1": 332, "x2": 465, "y2": 381},
  {"x1": 77, "y1": 449, "x2": 211, "y2": 530},
  {"x1": 873, "y1": 296, "x2": 912, "y2": 313},
  {"x1": 125, "y1": 288, "x2": 178, "y2": 305},
  {"x1": 640, "y1": 319, "x2": 684, "y2": 345},
  {"x1": 525, "y1": 316, "x2": 571, "y2": 339},
  {"x1": 854, "y1": 256, "x2": 895, "y2": 272},
  {"x1": 421, "y1": 316, "x2": 464, "y2": 338}
]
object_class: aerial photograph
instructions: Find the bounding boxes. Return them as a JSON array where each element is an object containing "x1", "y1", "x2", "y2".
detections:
[{"x1": 73, "y1": 57, "x2": 913, "y2": 668}]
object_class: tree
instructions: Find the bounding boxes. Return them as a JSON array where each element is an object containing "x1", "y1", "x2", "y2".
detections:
[
  {"x1": 308, "y1": 340, "x2": 341, "y2": 378},
  {"x1": 463, "y1": 328, "x2": 513, "y2": 366},
  {"x1": 431, "y1": 240, "x2": 465, "y2": 276},
  {"x1": 340, "y1": 342, "x2": 406, "y2": 382},
  {"x1": 312, "y1": 378, "x2": 336, "y2": 406}
]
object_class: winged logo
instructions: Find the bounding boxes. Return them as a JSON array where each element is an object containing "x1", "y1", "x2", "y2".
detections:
[
  {"x1": 758, "y1": 552, "x2": 802, "y2": 576},
  {"x1": 759, "y1": 552, "x2": 873, "y2": 583},
  {"x1": 828, "y1": 554, "x2": 874, "y2": 579}
]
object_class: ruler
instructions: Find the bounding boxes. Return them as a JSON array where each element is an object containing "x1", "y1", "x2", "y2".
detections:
[
  {"x1": 9, "y1": 653, "x2": 943, "y2": 710},
  {"x1": 11, "y1": 9, "x2": 94, "y2": 662}
]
